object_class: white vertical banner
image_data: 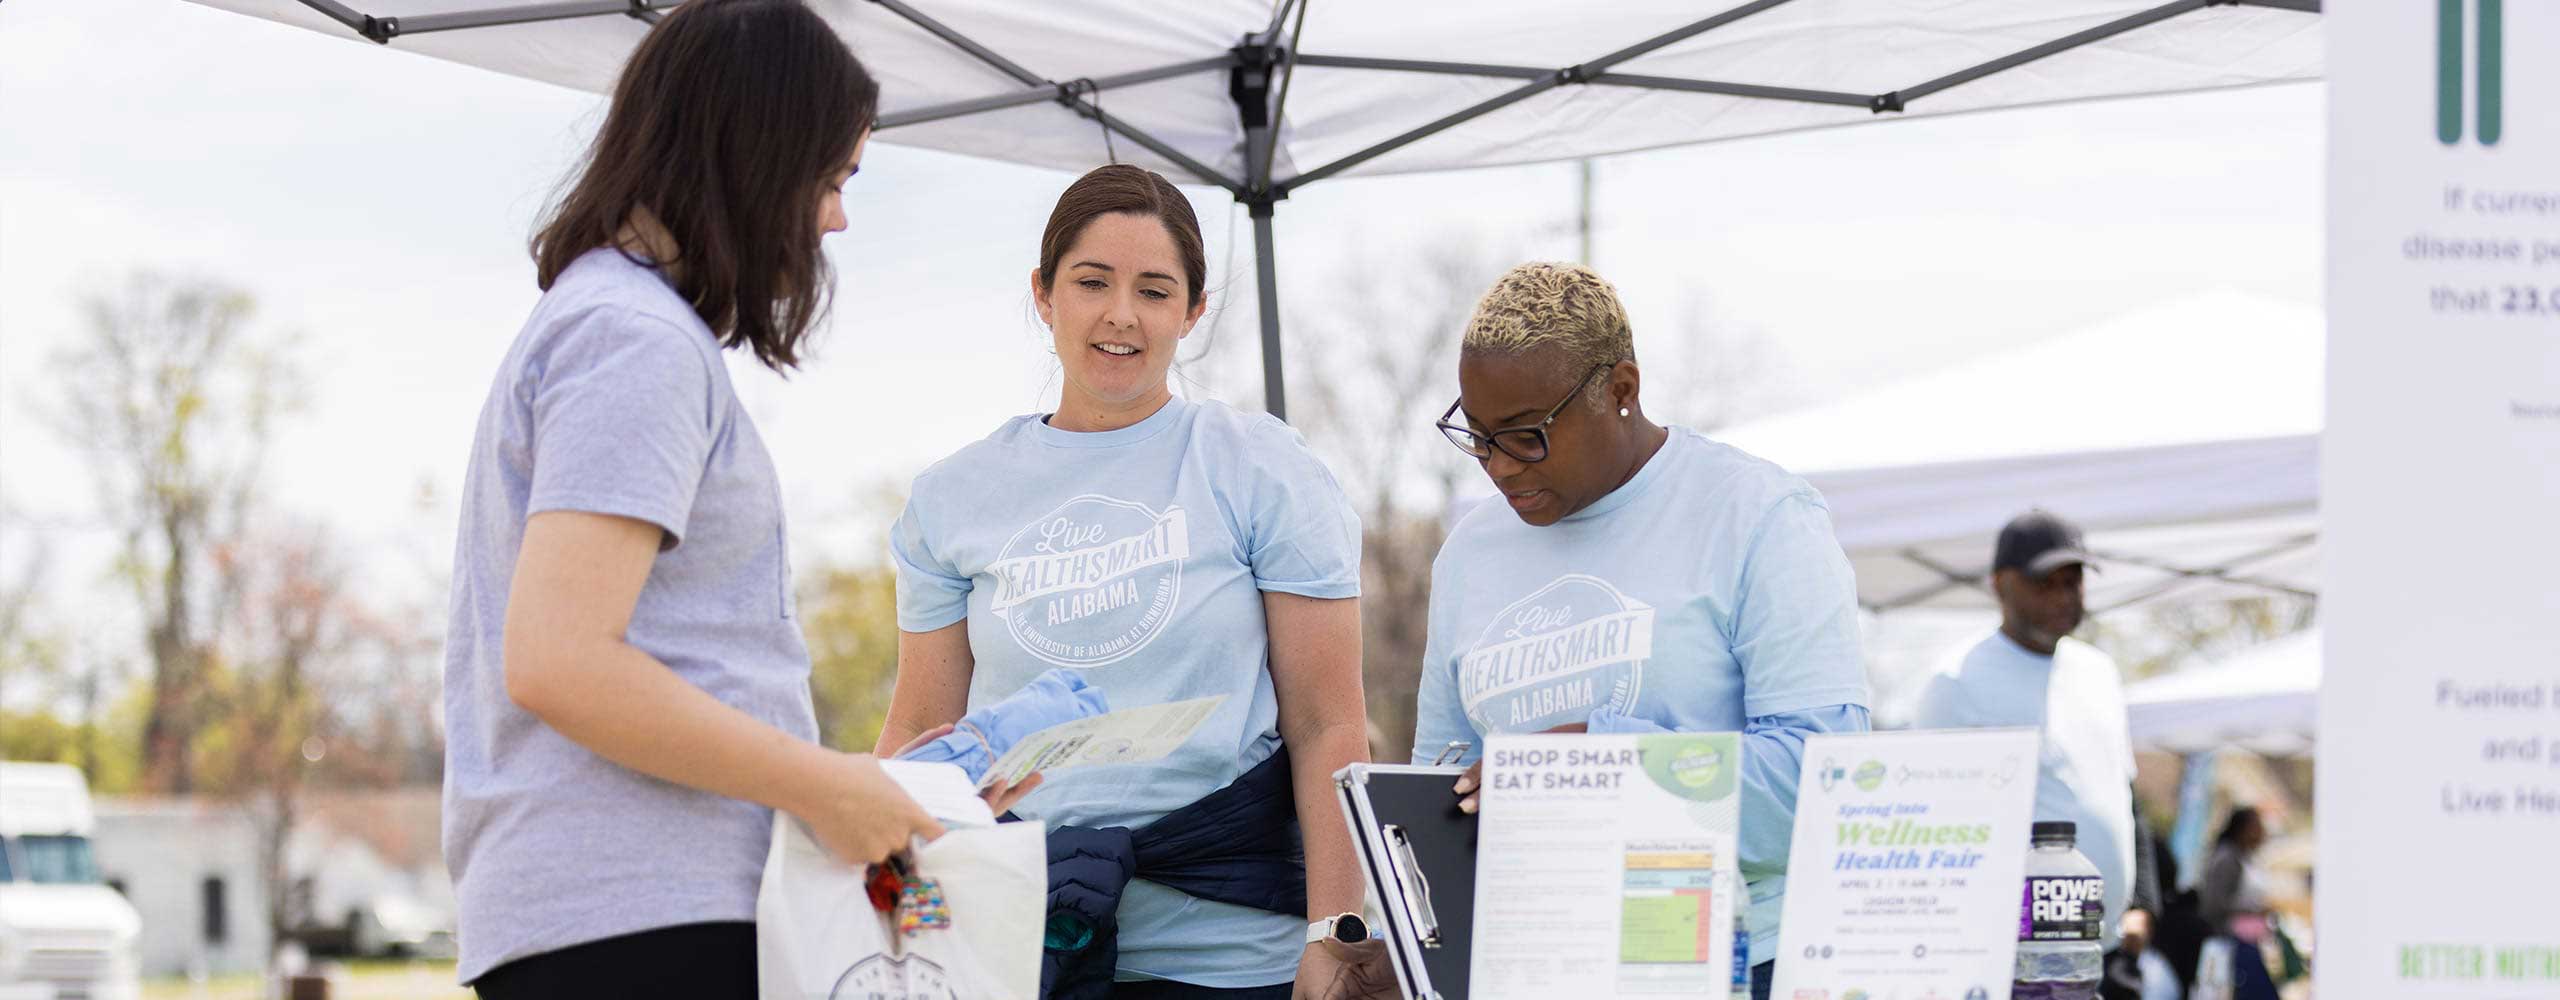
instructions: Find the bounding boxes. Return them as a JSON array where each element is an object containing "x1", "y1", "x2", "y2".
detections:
[{"x1": 2324, "y1": 1, "x2": 2560, "y2": 997}]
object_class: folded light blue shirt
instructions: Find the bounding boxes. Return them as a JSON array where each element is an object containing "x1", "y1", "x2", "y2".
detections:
[
  {"x1": 898, "y1": 668, "x2": 1109, "y2": 783},
  {"x1": 1412, "y1": 427, "x2": 1872, "y2": 967}
]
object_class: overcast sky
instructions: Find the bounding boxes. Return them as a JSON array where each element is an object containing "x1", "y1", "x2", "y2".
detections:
[{"x1": 0, "y1": 0, "x2": 2323, "y2": 701}]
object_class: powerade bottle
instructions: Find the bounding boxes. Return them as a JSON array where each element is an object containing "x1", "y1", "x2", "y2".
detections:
[
  {"x1": 2014, "y1": 820, "x2": 2105, "y2": 1000},
  {"x1": 1731, "y1": 925, "x2": 1751, "y2": 1000}
]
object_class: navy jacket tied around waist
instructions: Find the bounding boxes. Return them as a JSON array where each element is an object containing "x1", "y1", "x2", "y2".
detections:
[{"x1": 1030, "y1": 747, "x2": 1306, "y2": 999}]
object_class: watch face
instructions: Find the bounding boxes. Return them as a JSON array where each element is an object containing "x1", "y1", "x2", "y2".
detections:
[{"x1": 1333, "y1": 914, "x2": 1369, "y2": 943}]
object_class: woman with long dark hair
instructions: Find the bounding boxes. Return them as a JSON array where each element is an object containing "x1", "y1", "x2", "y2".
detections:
[
  {"x1": 2196, "y1": 807, "x2": 2281, "y2": 1000},
  {"x1": 2199, "y1": 808, "x2": 2267, "y2": 933},
  {"x1": 440, "y1": 4, "x2": 1028, "y2": 996}
]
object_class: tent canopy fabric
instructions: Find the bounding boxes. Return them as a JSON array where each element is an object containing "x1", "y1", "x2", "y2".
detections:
[
  {"x1": 184, "y1": 0, "x2": 2323, "y2": 188},
  {"x1": 2124, "y1": 628, "x2": 2319, "y2": 755},
  {"x1": 1805, "y1": 437, "x2": 2317, "y2": 614},
  {"x1": 182, "y1": 0, "x2": 2324, "y2": 417},
  {"x1": 1717, "y1": 290, "x2": 2322, "y2": 614}
]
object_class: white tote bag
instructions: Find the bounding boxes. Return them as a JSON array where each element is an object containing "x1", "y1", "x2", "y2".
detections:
[
  {"x1": 2191, "y1": 937, "x2": 2237, "y2": 1000},
  {"x1": 756, "y1": 813, "x2": 1046, "y2": 1000}
]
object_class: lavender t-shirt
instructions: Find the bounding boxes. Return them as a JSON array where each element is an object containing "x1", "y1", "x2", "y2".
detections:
[{"x1": 441, "y1": 248, "x2": 815, "y2": 982}]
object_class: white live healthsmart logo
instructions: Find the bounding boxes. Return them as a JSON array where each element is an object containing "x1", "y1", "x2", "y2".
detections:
[
  {"x1": 1458, "y1": 573, "x2": 1654, "y2": 732},
  {"x1": 987, "y1": 494, "x2": 1188, "y2": 668}
]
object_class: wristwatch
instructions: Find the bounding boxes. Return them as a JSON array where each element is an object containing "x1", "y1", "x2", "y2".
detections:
[{"x1": 1306, "y1": 912, "x2": 1369, "y2": 945}]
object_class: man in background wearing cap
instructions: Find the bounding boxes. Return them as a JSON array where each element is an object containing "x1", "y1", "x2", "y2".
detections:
[{"x1": 1913, "y1": 511, "x2": 2157, "y2": 986}]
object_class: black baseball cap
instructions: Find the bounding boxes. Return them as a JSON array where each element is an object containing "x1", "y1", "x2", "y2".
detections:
[{"x1": 1993, "y1": 510, "x2": 2096, "y2": 578}]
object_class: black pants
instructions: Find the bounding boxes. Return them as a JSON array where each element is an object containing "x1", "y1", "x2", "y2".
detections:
[
  {"x1": 474, "y1": 921, "x2": 754, "y2": 1000},
  {"x1": 1110, "y1": 980, "x2": 1293, "y2": 1000}
]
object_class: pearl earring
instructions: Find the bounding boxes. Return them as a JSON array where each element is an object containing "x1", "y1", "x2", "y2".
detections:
[{"x1": 1619, "y1": 407, "x2": 1631, "y2": 417}]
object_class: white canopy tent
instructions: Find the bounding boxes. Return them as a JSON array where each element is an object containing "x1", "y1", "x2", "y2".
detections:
[
  {"x1": 2124, "y1": 628, "x2": 2319, "y2": 755},
  {"x1": 178, "y1": 0, "x2": 2322, "y2": 419},
  {"x1": 1717, "y1": 289, "x2": 2322, "y2": 615},
  {"x1": 2132, "y1": 627, "x2": 2319, "y2": 879}
]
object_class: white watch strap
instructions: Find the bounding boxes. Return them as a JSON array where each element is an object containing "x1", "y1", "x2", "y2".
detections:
[{"x1": 1307, "y1": 912, "x2": 1366, "y2": 945}]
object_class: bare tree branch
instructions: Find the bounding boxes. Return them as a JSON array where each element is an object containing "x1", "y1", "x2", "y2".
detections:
[{"x1": 45, "y1": 271, "x2": 303, "y2": 793}]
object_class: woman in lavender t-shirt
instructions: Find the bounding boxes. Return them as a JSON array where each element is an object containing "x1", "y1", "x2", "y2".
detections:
[{"x1": 441, "y1": 4, "x2": 1029, "y2": 995}]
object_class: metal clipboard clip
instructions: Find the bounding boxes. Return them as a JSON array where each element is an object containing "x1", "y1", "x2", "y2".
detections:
[
  {"x1": 1382, "y1": 824, "x2": 1441, "y2": 948},
  {"x1": 1429, "y1": 741, "x2": 1471, "y2": 767}
]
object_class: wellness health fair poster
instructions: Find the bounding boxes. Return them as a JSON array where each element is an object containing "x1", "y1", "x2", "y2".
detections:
[
  {"x1": 2326, "y1": 1, "x2": 2560, "y2": 996},
  {"x1": 1474, "y1": 732, "x2": 1744, "y2": 999},
  {"x1": 1772, "y1": 729, "x2": 2039, "y2": 1000}
]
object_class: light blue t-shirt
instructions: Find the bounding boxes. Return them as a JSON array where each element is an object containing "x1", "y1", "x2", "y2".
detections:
[
  {"x1": 1411, "y1": 427, "x2": 1871, "y2": 966},
  {"x1": 442, "y1": 248, "x2": 816, "y2": 983},
  {"x1": 891, "y1": 396, "x2": 1362, "y2": 987},
  {"x1": 1912, "y1": 633, "x2": 2138, "y2": 947}
]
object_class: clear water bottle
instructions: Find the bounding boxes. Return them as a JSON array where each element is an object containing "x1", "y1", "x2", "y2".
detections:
[{"x1": 2014, "y1": 820, "x2": 2105, "y2": 1000}]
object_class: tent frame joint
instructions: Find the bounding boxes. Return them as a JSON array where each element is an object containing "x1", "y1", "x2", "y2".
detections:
[
  {"x1": 1229, "y1": 34, "x2": 1278, "y2": 160},
  {"x1": 1870, "y1": 91, "x2": 1906, "y2": 114},
  {"x1": 1230, "y1": 31, "x2": 1292, "y2": 208},
  {"x1": 1227, "y1": 8, "x2": 1303, "y2": 419}
]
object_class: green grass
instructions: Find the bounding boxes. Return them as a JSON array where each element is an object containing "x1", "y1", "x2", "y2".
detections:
[{"x1": 143, "y1": 959, "x2": 471, "y2": 1000}]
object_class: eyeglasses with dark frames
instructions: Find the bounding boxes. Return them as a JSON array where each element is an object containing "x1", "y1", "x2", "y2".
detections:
[{"x1": 1435, "y1": 364, "x2": 1610, "y2": 464}]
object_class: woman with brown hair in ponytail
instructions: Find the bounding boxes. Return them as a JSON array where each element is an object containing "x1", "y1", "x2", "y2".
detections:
[{"x1": 876, "y1": 164, "x2": 1393, "y2": 999}]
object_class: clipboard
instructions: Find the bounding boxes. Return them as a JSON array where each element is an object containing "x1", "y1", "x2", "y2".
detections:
[{"x1": 1334, "y1": 760, "x2": 1478, "y2": 1000}]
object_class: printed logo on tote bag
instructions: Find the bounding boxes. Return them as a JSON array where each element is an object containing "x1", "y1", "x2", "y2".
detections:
[{"x1": 829, "y1": 953, "x2": 955, "y2": 1000}]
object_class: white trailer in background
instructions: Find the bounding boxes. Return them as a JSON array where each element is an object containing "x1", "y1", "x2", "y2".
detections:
[{"x1": 0, "y1": 762, "x2": 142, "y2": 1000}]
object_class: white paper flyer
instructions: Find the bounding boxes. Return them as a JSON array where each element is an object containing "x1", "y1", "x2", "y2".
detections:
[
  {"x1": 975, "y1": 694, "x2": 1225, "y2": 789},
  {"x1": 1473, "y1": 732, "x2": 1744, "y2": 998},
  {"x1": 1772, "y1": 728, "x2": 2040, "y2": 1000}
]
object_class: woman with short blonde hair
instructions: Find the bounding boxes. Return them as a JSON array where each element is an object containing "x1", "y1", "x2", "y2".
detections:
[{"x1": 1417, "y1": 262, "x2": 1872, "y2": 1000}]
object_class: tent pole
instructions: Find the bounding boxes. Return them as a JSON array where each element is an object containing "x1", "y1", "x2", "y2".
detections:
[
  {"x1": 1872, "y1": 549, "x2": 1994, "y2": 612},
  {"x1": 879, "y1": 56, "x2": 1238, "y2": 129},
  {"x1": 1280, "y1": 0, "x2": 1800, "y2": 190},
  {"x1": 2090, "y1": 535, "x2": 2322, "y2": 613},
  {"x1": 292, "y1": 0, "x2": 674, "y2": 43},
  {"x1": 1882, "y1": 0, "x2": 2215, "y2": 109},
  {"x1": 1290, "y1": 54, "x2": 1874, "y2": 108},
  {"x1": 866, "y1": 0, "x2": 1245, "y2": 193},
  {"x1": 1232, "y1": 23, "x2": 1293, "y2": 420},
  {"x1": 291, "y1": 0, "x2": 371, "y2": 35},
  {"x1": 1252, "y1": 202, "x2": 1287, "y2": 421}
]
